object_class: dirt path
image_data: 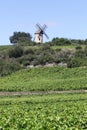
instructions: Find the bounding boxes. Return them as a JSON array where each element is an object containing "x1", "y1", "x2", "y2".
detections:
[{"x1": 0, "y1": 90, "x2": 87, "y2": 96}]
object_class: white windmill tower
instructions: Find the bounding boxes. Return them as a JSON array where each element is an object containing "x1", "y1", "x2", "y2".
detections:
[{"x1": 34, "y1": 23, "x2": 49, "y2": 43}]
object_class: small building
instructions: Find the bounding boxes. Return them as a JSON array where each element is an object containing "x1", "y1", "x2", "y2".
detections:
[{"x1": 34, "y1": 30, "x2": 43, "y2": 43}]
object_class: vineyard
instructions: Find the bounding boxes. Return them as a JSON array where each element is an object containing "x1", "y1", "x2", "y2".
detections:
[
  {"x1": 0, "y1": 93, "x2": 87, "y2": 129},
  {"x1": 0, "y1": 66, "x2": 87, "y2": 129},
  {"x1": 0, "y1": 66, "x2": 87, "y2": 91},
  {"x1": 1, "y1": 43, "x2": 87, "y2": 129}
]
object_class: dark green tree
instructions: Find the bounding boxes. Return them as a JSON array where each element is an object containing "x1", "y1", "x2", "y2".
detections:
[
  {"x1": 9, "y1": 32, "x2": 32, "y2": 45},
  {"x1": 52, "y1": 37, "x2": 71, "y2": 46}
]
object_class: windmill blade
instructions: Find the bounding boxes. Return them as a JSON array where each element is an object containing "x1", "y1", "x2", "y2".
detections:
[
  {"x1": 42, "y1": 24, "x2": 47, "y2": 31},
  {"x1": 36, "y1": 23, "x2": 47, "y2": 31},
  {"x1": 43, "y1": 31, "x2": 49, "y2": 39},
  {"x1": 36, "y1": 23, "x2": 42, "y2": 31},
  {"x1": 35, "y1": 23, "x2": 49, "y2": 41}
]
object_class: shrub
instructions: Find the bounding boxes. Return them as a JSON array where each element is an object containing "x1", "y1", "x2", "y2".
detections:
[
  {"x1": 67, "y1": 57, "x2": 87, "y2": 68},
  {"x1": 52, "y1": 37, "x2": 72, "y2": 46},
  {"x1": 41, "y1": 44, "x2": 51, "y2": 51},
  {"x1": 0, "y1": 59, "x2": 21, "y2": 76},
  {"x1": 18, "y1": 54, "x2": 36, "y2": 66},
  {"x1": 24, "y1": 48, "x2": 34, "y2": 55},
  {"x1": 8, "y1": 46, "x2": 23, "y2": 58},
  {"x1": 22, "y1": 61, "x2": 30, "y2": 66},
  {"x1": 74, "y1": 50, "x2": 85, "y2": 58},
  {"x1": 75, "y1": 46, "x2": 82, "y2": 50},
  {"x1": 67, "y1": 58, "x2": 81, "y2": 68}
]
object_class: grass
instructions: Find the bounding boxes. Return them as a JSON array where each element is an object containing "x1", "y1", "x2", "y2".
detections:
[
  {"x1": 0, "y1": 45, "x2": 12, "y2": 51},
  {"x1": 0, "y1": 44, "x2": 78, "y2": 52},
  {"x1": 52, "y1": 45, "x2": 76, "y2": 49},
  {"x1": 0, "y1": 66, "x2": 87, "y2": 91}
]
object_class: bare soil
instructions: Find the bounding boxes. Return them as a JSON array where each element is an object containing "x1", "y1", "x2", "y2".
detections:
[{"x1": 0, "y1": 90, "x2": 87, "y2": 96}]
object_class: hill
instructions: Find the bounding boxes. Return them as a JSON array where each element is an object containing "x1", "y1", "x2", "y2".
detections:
[
  {"x1": 0, "y1": 66, "x2": 87, "y2": 91},
  {"x1": 1, "y1": 42, "x2": 87, "y2": 76},
  {"x1": 1, "y1": 41, "x2": 87, "y2": 129}
]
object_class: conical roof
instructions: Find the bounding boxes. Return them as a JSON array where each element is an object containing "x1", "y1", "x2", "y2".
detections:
[{"x1": 35, "y1": 29, "x2": 43, "y2": 34}]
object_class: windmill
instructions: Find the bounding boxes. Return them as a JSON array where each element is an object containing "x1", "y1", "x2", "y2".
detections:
[{"x1": 34, "y1": 23, "x2": 49, "y2": 43}]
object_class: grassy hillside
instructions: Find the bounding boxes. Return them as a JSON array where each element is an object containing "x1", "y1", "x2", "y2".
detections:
[{"x1": 0, "y1": 66, "x2": 87, "y2": 91}]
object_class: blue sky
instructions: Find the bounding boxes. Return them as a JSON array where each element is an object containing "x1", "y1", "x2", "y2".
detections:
[{"x1": 0, "y1": 0, "x2": 87, "y2": 45}]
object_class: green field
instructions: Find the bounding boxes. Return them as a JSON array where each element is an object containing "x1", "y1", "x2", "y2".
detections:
[
  {"x1": 1, "y1": 33, "x2": 87, "y2": 129},
  {"x1": 0, "y1": 93, "x2": 87, "y2": 129},
  {"x1": 1, "y1": 61, "x2": 87, "y2": 129},
  {"x1": 0, "y1": 66, "x2": 87, "y2": 91}
]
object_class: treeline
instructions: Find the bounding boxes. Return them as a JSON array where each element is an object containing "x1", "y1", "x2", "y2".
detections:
[
  {"x1": 9, "y1": 31, "x2": 87, "y2": 46},
  {"x1": 50, "y1": 38, "x2": 87, "y2": 46}
]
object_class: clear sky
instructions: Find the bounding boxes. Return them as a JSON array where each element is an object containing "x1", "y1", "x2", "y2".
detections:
[{"x1": 0, "y1": 0, "x2": 87, "y2": 45}]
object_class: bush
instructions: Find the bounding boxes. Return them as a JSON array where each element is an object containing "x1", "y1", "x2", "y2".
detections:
[
  {"x1": 0, "y1": 59, "x2": 21, "y2": 76},
  {"x1": 41, "y1": 44, "x2": 51, "y2": 51},
  {"x1": 52, "y1": 37, "x2": 72, "y2": 46},
  {"x1": 67, "y1": 58, "x2": 81, "y2": 68},
  {"x1": 67, "y1": 57, "x2": 87, "y2": 68},
  {"x1": 22, "y1": 61, "x2": 30, "y2": 66},
  {"x1": 24, "y1": 48, "x2": 34, "y2": 55},
  {"x1": 8, "y1": 46, "x2": 23, "y2": 58},
  {"x1": 74, "y1": 50, "x2": 85, "y2": 58},
  {"x1": 18, "y1": 54, "x2": 36, "y2": 66},
  {"x1": 75, "y1": 46, "x2": 82, "y2": 50}
]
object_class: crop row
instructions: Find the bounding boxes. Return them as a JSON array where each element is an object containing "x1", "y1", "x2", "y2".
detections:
[
  {"x1": 0, "y1": 93, "x2": 87, "y2": 129},
  {"x1": 0, "y1": 66, "x2": 87, "y2": 91}
]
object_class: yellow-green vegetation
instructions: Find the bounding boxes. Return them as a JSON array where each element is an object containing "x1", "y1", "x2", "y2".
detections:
[
  {"x1": 52, "y1": 45, "x2": 77, "y2": 49},
  {"x1": 0, "y1": 66, "x2": 87, "y2": 91},
  {"x1": 0, "y1": 93, "x2": 87, "y2": 129},
  {"x1": 1, "y1": 38, "x2": 87, "y2": 129},
  {"x1": 1, "y1": 44, "x2": 87, "y2": 76},
  {"x1": 0, "y1": 45, "x2": 12, "y2": 51}
]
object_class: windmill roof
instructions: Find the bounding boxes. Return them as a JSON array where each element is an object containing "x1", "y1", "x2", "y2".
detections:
[
  {"x1": 35, "y1": 30, "x2": 40, "y2": 34},
  {"x1": 35, "y1": 29, "x2": 43, "y2": 34}
]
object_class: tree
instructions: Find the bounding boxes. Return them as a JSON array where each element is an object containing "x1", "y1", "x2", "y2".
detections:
[
  {"x1": 52, "y1": 37, "x2": 71, "y2": 46},
  {"x1": 9, "y1": 32, "x2": 32, "y2": 45}
]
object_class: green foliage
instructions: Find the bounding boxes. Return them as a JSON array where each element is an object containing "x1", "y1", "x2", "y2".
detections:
[
  {"x1": 52, "y1": 37, "x2": 72, "y2": 46},
  {"x1": 24, "y1": 48, "x2": 35, "y2": 55},
  {"x1": 0, "y1": 45, "x2": 12, "y2": 52},
  {"x1": 67, "y1": 57, "x2": 87, "y2": 68},
  {"x1": 0, "y1": 59, "x2": 21, "y2": 76},
  {"x1": 67, "y1": 45, "x2": 87, "y2": 68},
  {"x1": 70, "y1": 39, "x2": 84, "y2": 45},
  {"x1": 0, "y1": 93, "x2": 87, "y2": 129},
  {"x1": 75, "y1": 46, "x2": 82, "y2": 50},
  {"x1": 67, "y1": 58, "x2": 81, "y2": 68},
  {"x1": 51, "y1": 37, "x2": 86, "y2": 46},
  {"x1": 19, "y1": 54, "x2": 36, "y2": 66},
  {"x1": 8, "y1": 46, "x2": 24, "y2": 58},
  {"x1": 1, "y1": 66, "x2": 87, "y2": 91},
  {"x1": 1, "y1": 42, "x2": 87, "y2": 77},
  {"x1": 75, "y1": 49, "x2": 85, "y2": 58},
  {"x1": 9, "y1": 31, "x2": 32, "y2": 45},
  {"x1": 17, "y1": 45, "x2": 71, "y2": 67},
  {"x1": 40, "y1": 44, "x2": 51, "y2": 50},
  {"x1": 84, "y1": 39, "x2": 87, "y2": 45}
]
